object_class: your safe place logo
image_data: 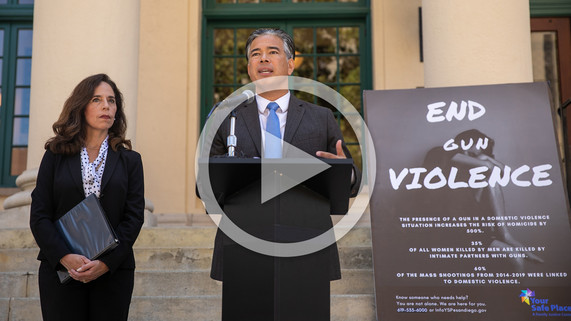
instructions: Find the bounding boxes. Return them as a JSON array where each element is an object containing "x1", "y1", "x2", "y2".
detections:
[{"x1": 520, "y1": 288, "x2": 571, "y2": 317}]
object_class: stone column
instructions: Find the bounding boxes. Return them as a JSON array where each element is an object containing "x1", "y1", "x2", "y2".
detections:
[
  {"x1": 27, "y1": 0, "x2": 140, "y2": 166},
  {"x1": 422, "y1": 0, "x2": 533, "y2": 87}
]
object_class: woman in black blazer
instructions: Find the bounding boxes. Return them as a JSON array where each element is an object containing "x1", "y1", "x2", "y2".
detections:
[{"x1": 30, "y1": 74, "x2": 145, "y2": 321}]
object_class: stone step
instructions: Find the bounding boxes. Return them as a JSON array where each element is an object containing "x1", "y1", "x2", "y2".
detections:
[
  {"x1": 134, "y1": 226, "x2": 217, "y2": 248},
  {"x1": 1, "y1": 268, "x2": 373, "y2": 299},
  {"x1": 0, "y1": 225, "x2": 372, "y2": 250},
  {"x1": 0, "y1": 226, "x2": 218, "y2": 249},
  {"x1": 133, "y1": 245, "x2": 372, "y2": 271},
  {"x1": 0, "y1": 228, "x2": 37, "y2": 249},
  {"x1": 1, "y1": 294, "x2": 375, "y2": 321},
  {"x1": 0, "y1": 225, "x2": 375, "y2": 319},
  {"x1": 0, "y1": 245, "x2": 372, "y2": 272}
]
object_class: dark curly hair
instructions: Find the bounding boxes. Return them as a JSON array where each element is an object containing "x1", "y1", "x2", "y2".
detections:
[{"x1": 45, "y1": 73, "x2": 131, "y2": 154}]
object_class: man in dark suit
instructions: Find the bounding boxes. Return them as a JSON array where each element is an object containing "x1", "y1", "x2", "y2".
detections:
[{"x1": 208, "y1": 28, "x2": 361, "y2": 320}]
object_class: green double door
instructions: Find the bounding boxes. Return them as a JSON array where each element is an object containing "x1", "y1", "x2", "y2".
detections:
[{"x1": 202, "y1": 21, "x2": 370, "y2": 167}]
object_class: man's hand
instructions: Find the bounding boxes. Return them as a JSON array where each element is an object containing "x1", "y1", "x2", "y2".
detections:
[
  {"x1": 316, "y1": 140, "x2": 356, "y2": 185},
  {"x1": 316, "y1": 140, "x2": 346, "y2": 159}
]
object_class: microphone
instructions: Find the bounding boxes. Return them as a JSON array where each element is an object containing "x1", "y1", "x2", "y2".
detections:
[
  {"x1": 206, "y1": 89, "x2": 255, "y2": 120},
  {"x1": 220, "y1": 89, "x2": 255, "y2": 108},
  {"x1": 204, "y1": 90, "x2": 254, "y2": 157},
  {"x1": 222, "y1": 91, "x2": 254, "y2": 157},
  {"x1": 227, "y1": 110, "x2": 237, "y2": 157}
]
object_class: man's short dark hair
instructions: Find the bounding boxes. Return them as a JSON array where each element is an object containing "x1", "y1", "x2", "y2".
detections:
[{"x1": 245, "y1": 28, "x2": 296, "y2": 61}]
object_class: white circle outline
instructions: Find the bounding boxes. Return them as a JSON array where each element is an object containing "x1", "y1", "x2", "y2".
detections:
[{"x1": 195, "y1": 76, "x2": 376, "y2": 257}]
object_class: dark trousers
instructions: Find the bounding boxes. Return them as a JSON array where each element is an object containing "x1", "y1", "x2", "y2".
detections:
[{"x1": 38, "y1": 261, "x2": 135, "y2": 321}]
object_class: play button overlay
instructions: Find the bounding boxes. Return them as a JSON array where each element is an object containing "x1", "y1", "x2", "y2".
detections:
[
  {"x1": 261, "y1": 134, "x2": 331, "y2": 203},
  {"x1": 195, "y1": 76, "x2": 376, "y2": 258}
]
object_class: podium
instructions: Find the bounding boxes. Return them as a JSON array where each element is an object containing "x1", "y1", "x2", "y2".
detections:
[{"x1": 201, "y1": 157, "x2": 353, "y2": 321}]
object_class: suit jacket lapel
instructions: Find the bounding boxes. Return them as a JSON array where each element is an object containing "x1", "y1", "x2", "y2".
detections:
[
  {"x1": 68, "y1": 153, "x2": 84, "y2": 196},
  {"x1": 284, "y1": 95, "x2": 305, "y2": 144},
  {"x1": 240, "y1": 101, "x2": 262, "y2": 156},
  {"x1": 101, "y1": 148, "x2": 119, "y2": 192},
  {"x1": 238, "y1": 95, "x2": 305, "y2": 157}
]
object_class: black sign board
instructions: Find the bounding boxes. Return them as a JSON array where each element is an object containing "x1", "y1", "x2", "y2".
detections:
[{"x1": 364, "y1": 82, "x2": 571, "y2": 320}]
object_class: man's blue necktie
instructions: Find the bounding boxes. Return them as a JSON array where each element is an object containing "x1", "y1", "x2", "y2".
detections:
[{"x1": 265, "y1": 102, "x2": 282, "y2": 158}]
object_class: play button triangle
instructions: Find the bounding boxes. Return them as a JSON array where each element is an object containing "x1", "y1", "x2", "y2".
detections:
[{"x1": 261, "y1": 135, "x2": 331, "y2": 204}]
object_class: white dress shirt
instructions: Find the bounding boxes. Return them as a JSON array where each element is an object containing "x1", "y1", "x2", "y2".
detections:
[
  {"x1": 255, "y1": 91, "x2": 356, "y2": 183},
  {"x1": 256, "y1": 91, "x2": 290, "y2": 147}
]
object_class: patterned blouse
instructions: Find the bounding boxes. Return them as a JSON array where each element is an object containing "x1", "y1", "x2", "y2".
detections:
[{"x1": 80, "y1": 136, "x2": 109, "y2": 198}]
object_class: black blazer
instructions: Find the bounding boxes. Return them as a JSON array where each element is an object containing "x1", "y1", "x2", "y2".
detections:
[
  {"x1": 209, "y1": 95, "x2": 362, "y2": 281},
  {"x1": 30, "y1": 147, "x2": 145, "y2": 273}
]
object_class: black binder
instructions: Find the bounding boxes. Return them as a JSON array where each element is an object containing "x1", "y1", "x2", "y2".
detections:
[{"x1": 54, "y1": 194, "x2": 119, "y2": 283}]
